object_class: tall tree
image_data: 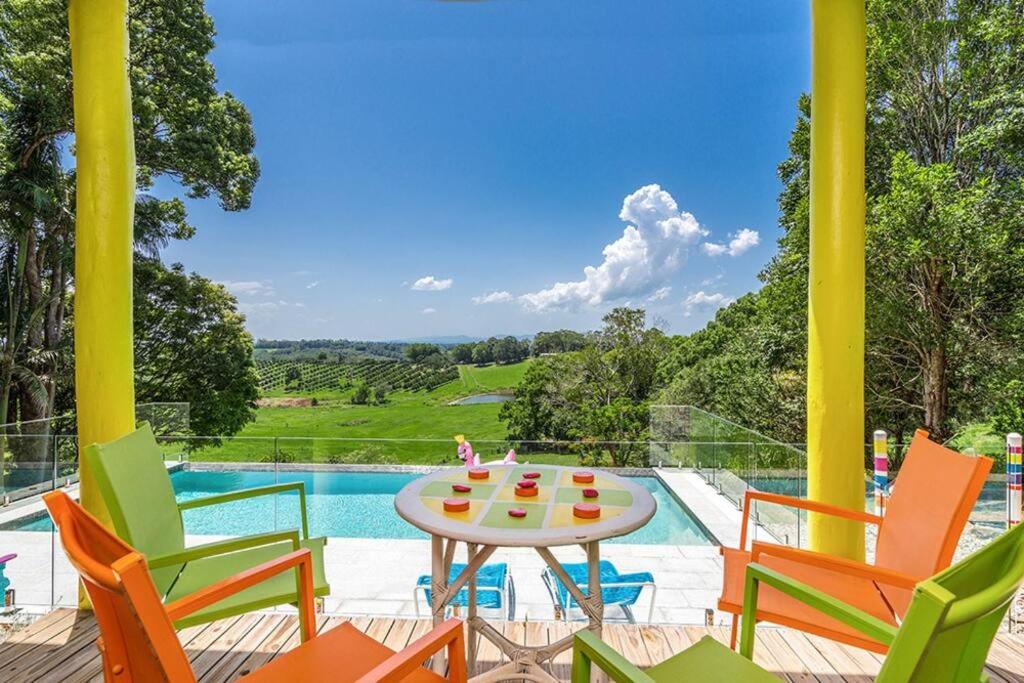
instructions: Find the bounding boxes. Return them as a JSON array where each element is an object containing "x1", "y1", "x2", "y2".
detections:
[
  {"x1": 0, "y1": 0, "x2": 260, "y2": 432},
  {"x1": 133, "y1": 259, "x2": 259, "y2": 437}
]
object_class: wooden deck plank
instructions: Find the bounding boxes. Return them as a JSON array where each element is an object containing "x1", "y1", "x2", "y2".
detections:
[
  {"x1": 4, "y1": 608, "x2": 1024, "y2": 682},
  {"x1": 199, "y1": 614, "x2": 284, "y2": 682},
  {"x1": 191, "y1": 614, "x2": 262, "y2": 680}
]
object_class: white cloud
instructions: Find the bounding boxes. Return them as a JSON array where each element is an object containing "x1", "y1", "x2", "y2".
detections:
[
  {"x1": 411, "y1": 275, "x2": 453, "y2": 291},
  {"x1": 647, "y1": 286, "x2": 672, "y2": 302},
  {"x1": 682, "y1": 291, "x2": 736, "y2": 317},
  {"x1": 701, "y1": 228, "x2": 760, "y2": 257},
  {"x1": 219, "y1": 280, "x2": 275, "y2": 297},
  {"x1": 519, "y1": 185, "x2": 707, "y2": 312},
  {"x1": 472, "y1": 291, "x2": 514, "y2": 305},
  {"x1": 421, "y1": 307, "x2": 437, "y2": 315},
  {"x1": 306, "y1": 281, "x2": 319, "y2": 289}
]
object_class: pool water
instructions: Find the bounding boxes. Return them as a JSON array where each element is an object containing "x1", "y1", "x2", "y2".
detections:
[{"x1": 13, "y1": 470, "x2": 713, "y2": 545}]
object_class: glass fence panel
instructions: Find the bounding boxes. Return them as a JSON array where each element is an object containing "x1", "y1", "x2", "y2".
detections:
[{"x1": 0, "y1": 425, "x2": 1011, "y2": 615}]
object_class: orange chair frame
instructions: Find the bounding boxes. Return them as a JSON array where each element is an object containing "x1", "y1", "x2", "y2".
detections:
[
  {"x1": 45, "y1": 491, "x2": 467, "y2": 682},
  {"x1": 718, "y1": 429, "x2": 992, "y2": 652}
]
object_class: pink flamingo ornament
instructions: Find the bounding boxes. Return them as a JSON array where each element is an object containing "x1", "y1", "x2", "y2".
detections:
[{"x1": 454, "y1": 435, "x2": 517, "y2": 467}]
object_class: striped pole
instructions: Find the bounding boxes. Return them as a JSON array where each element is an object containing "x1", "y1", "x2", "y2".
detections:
[
  {"x1": 1008, "y1": 433, "x2": 1022, "y2": 527},
  {"x1": 873, "y1": 430, "x2": 888, "y2": 516}
]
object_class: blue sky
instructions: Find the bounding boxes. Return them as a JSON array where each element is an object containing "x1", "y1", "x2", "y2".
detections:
[{"x1": 159, "y1": 0, "x2": 811, "y2": 341}]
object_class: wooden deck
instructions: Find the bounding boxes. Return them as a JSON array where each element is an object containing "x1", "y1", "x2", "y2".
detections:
[{"x1": 3, "y1": 608, "x2": 1024, "y2": 682}]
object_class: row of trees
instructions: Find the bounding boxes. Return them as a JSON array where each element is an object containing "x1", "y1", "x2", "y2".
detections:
[
  {"x1": 449, "y1": 337, "x2": 531, "y2": 366},
  {"x1": 500, "y1": 0, "x2": 1024, "y2": 464},
  {"x1": 0, "y1": 0, "x2": 262, "y2": 437}
]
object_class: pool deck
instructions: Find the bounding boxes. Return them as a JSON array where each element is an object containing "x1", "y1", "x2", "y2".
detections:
[
  {"x1": 5, "y1": 607, "x2": 1024, "y2": 682},
  {"x1": 0, "y1": 532, "x2": 723, "y2": 625}
]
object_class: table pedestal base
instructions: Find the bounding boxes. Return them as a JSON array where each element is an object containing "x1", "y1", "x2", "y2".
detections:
[{"x1": 429, "y1": 536, "x2": 604, "y2": 682}]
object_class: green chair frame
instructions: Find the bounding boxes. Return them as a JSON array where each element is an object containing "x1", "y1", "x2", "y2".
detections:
[
  {"x1": 573, "y1": 521, "x2": 1024, "y2": 682},
  {"x1": 82, "y1": 423, "x2": 329, "y2": 627}
]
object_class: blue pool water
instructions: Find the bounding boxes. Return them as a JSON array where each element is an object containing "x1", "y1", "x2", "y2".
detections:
[{"x1": 11, "y1": 470, "x2": 712, "y2": 545}]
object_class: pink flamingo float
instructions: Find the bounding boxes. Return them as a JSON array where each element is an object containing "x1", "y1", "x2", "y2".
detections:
[{"x1": 454, "y1": 434, "x2": 517, "y2": 467}]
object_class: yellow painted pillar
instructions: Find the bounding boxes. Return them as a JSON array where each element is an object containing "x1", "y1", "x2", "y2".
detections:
[
  {"x1": 806, "y1": 0, "x2": 866, "y2": 561},
  {"x1": 69, "y1": 0, "x2": 137, "y2": 529}
]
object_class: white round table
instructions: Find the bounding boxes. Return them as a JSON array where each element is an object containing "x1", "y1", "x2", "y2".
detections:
[{"x1": 395, "y1": 464, "x2": 656, "y2": 682}]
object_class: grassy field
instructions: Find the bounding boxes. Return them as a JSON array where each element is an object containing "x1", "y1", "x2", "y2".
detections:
[{"x1": 178, "y1": 360, "x2": 579, "y2": 465}]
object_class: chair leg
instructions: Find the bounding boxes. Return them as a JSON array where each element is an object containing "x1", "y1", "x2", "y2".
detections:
[{"x1": 730, "y1": 617, "x2": 739, "y2": 649}]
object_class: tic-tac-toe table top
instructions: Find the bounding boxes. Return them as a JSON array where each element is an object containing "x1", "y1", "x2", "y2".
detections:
[{"x1": 394, "y1": 464, "x2": 657, "y2": 547}]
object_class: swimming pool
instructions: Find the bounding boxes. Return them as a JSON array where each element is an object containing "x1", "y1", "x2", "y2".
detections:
[{"x1": 10, "y1": 469, "x2": 713, "y2": 545}]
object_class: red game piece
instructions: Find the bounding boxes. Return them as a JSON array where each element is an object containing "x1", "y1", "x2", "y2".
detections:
[
  {"x1": 452, "y1": 484, "x2": 472, "y2": 493},
  {"x1": 573, "y1": 471, "x2": 595, "y2": 484},
  {"x1": 515, "y1": 482, "x2": 538, "y2": 497},
  {"x1": 444, "y1": 498, "x2": 470, "y2": 512},
  {"x1": 508, "y1": 508, "x2": 527, "y2": 518},
  {"x1": 582, "y1": 488, "x2": 599, "y2": 498},
  {"x1": 468, "y1": 468, "x2": 490, "y2": 480},
  {"x1": 573, "y1": 502, "x2": 601, "y2": 519},
  {"x1": 523, "y1": 471, "x2": 542, "y2": 479},
  {"x1": 517, "y1": 479, "x2": 537, "y2": 489}
]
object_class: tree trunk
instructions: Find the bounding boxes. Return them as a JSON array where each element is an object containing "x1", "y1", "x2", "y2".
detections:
[{"x1": 921, "y1": 345, "x2": 948, "y2": 438}]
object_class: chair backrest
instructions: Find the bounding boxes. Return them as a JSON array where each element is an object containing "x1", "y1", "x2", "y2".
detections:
[
  {"x1": 878, "y1": 520, "x2": 1024, "y2": 682},
  {"x1": 82, "y1": 423, "x2": 186, "y2": 594},
  {"x1": 875, "y1": 429, "x2": 992, "y2": 613},
  {"x1": 44, "y1": 491, "x2": 196, "y2": 682}
]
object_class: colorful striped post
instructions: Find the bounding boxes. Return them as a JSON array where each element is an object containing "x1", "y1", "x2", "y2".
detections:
[
  {"x1": 873, "y1": 430, "x2": 888, "y2": 516},
  {"x1": 1008, "y1": 433, "x2": 1022, "y2": 527}
]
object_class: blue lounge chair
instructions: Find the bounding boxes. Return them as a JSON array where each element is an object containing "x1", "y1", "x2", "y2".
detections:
[
  {"x1": 542, "y1": 560, "x2": 656, "y2": 623},
  {"x1": 415, "y1": 562, "x2": 516, "y2": 620},
  {"x1": 0, "y1": 552, "x2": 15, "y2": 606}
]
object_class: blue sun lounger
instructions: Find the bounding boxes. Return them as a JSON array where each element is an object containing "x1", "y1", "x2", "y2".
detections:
[
  {"x1": 414, "y1": 562, "x2": 515, "y2": 620},
  {"x1": 542, "y1": 559, "x2": 656, "y2": 623}
]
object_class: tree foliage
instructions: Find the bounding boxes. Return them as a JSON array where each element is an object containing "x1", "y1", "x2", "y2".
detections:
[
  {"x1": 133, "y1": 258, "x2": 259, "y2": 437},
  {"x1": 501, "y1": 308, "x2": 666, "y2": 466},
  {"x1": 0, "y1": 0, "x2": 260, "y2": 434},
  {"x1": 658, "y1": 0, "x2": 1024, "y2": 444}
]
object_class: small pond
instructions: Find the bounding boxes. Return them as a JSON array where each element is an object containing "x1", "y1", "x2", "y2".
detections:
[{"x1": 450, "y1": 393, "x2": 513, "y2": 405}]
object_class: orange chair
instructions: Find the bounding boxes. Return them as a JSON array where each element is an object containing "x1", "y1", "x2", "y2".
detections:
[
  {"x1": 44, "y1": 491, "x2": 467, "y2": 682},
  {"x1": 718, "y1": 429, "x2": 992, "y2": 653}
]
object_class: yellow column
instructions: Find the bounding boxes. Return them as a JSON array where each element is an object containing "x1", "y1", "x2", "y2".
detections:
[
  {"x1": 69, "y1": 0, "x2": 137, "y2": 528},
  {"x1": 807, "y1": 0, "x2": 866, "y2": 561}
]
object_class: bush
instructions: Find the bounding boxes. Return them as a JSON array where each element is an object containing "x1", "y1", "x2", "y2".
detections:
[
  {"x1": 351, "y1": 381, "x2": 371, "y2": 405},
  {"x1": 373, "y1": 384, "x2": 388, "y2": 404}
]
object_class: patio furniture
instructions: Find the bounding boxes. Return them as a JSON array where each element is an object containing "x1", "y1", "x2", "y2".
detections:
[
  {"x1": 43, "y1": 490, "x2": 467, "y2": 683},
  {"x1": 0, "y1": 552, "x2": 15, "y2": 606},
  {"x1": 82, "y1": 423, "x2": 329, "y2": 627},
  {"x1": 541, "y1": 559, "x2": 656, "y2": 623},
  {"x1": 415, "y1": 562, "x2": 516, "y2": 620},
  {"x1": 575, "y1": 519, "x2": 1024, "y2": 682},
  {"x1": 395, "y1": 464, "x2": 656, "y2": 681},
  {"x1": 718, "y1": 428, "x2": 992, "y2": 651}
]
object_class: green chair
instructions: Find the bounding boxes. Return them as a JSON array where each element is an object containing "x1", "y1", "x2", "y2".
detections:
[
  {"x1": 82, "y1": 423, "x2": 329, "y2": 627},
  {"x1": 572, "y1": 521, "x2": 1024, "y2": 682}
]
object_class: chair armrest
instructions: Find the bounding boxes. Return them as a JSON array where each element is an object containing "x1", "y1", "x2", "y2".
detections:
[
  {"x1": 614, "y1": 571, "x2": 655, "y2": 584},
  {"x1": 739, "y1": 562, "x2": 898, "y2": 659},
  {"x1": 357, "y1": 617, "x2": 466, "y2": 683},
  {"x1": 572, "y1": 629, "x2": 656, "y2": 683},
  {"x1": 147, "y1": 530, "x2": 300, "y2": 569},
  {"x1": 739, "y1": 490, "x2": 883, "y2": 550},
  {"x1": 750, "y1": 542, "x2": 920, "y2": 589},
  {"x1": 166, "y1": 548, "x2": 318, "y2": 642},
  {"x1": 178, "y1": 482, "x2": 310, "y2": 538}
]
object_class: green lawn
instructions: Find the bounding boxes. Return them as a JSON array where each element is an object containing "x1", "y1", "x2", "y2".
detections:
[{"x1": 181, "y1": 359, "x2": 576, "y2": 465}]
